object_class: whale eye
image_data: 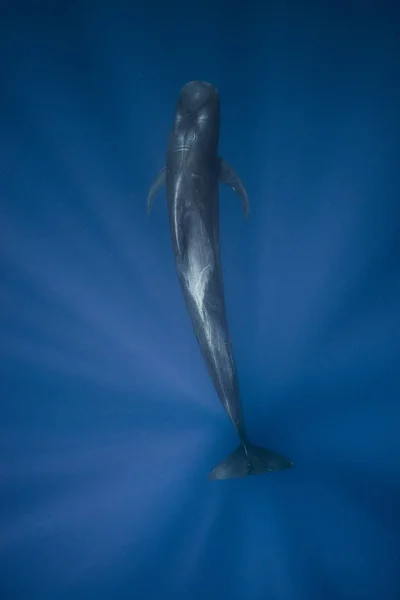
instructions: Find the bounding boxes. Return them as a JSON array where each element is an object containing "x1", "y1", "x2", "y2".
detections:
[{"x1": 197, "y1": 109, "x2": 208, "y2": 124}]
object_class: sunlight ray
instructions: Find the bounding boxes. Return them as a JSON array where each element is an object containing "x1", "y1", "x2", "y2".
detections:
[
  {"x1": 238, "y1": 497, "x2": 296, "y2": 600},
  {"x1": 0, "y1": 213, "x2": 218, "y2": 408},
  {"x1": 0, "y1": 427, "x2": 210, "y2": 585},
  {"x1": 0, "y1": 427, "x2": 207, "y2": 548},
  {"x1": 167, "y1": 486, "x2": 226, "y2": 593},
  {"x1": 253, "y1": 130, "x2": 390, "y2": 387}
]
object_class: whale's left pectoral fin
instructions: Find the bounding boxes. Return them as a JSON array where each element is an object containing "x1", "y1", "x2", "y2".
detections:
[
  {"x1": 147, "y1": 166, "x2": 166, "y2": 215},
  {"x1": 219, "y1": 157, "x2": 250, "y2": 220}
]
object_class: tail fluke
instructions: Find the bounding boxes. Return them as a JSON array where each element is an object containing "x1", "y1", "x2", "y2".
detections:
[{"x1": 208, "y1": 442, "x2": 293, "y2": 480}]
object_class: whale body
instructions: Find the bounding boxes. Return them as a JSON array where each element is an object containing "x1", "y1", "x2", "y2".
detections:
[{"x1": 147, "y1": 81, "x2": 292, "y2": 479}]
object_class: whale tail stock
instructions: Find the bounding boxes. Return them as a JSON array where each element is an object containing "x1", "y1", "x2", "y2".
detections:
[{"x1": 208, "y1": 442, "x2": 293, "y2": 480}]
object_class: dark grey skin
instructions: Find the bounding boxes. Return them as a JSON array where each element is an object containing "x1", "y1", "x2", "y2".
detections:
[{"x1": 148, "y1": 81, "x2": 292, "y2": 479}]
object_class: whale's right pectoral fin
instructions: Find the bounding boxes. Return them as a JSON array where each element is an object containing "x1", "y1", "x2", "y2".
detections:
[
  {"x1": 218, "y1": 157, "x2": 250, "y2": 220},
  {"x1": 147, "y1": 166, "x2": 166, "y2": 215}
]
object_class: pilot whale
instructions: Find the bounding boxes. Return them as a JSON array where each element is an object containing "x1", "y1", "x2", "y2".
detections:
[{"x1": 147, "y1": 80, "x2": 292, "y2": 479}]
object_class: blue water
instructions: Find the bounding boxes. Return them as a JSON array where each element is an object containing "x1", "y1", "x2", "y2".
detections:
[{"x1": 1, "y1": 2, "x2": 399, "y2": 599}]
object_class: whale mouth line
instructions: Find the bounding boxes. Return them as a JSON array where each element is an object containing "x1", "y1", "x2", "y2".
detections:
[{"x1": 173, "y1": 145, "x2": 191, "y2": 152}]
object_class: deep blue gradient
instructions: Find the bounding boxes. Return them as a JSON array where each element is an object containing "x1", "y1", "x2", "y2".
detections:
[{"x1": 1, "y1": 1, "x2": 399, "y2": 598}]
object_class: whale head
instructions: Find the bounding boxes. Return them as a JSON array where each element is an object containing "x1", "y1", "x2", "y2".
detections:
[{"x1": 175, "y1": 81, "x2": 220, "y2": 130}]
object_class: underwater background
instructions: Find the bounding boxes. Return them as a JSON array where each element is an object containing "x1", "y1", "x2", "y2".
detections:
[{"x1": 1, "y1": 1, "x2": 399, "y2": 598}]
